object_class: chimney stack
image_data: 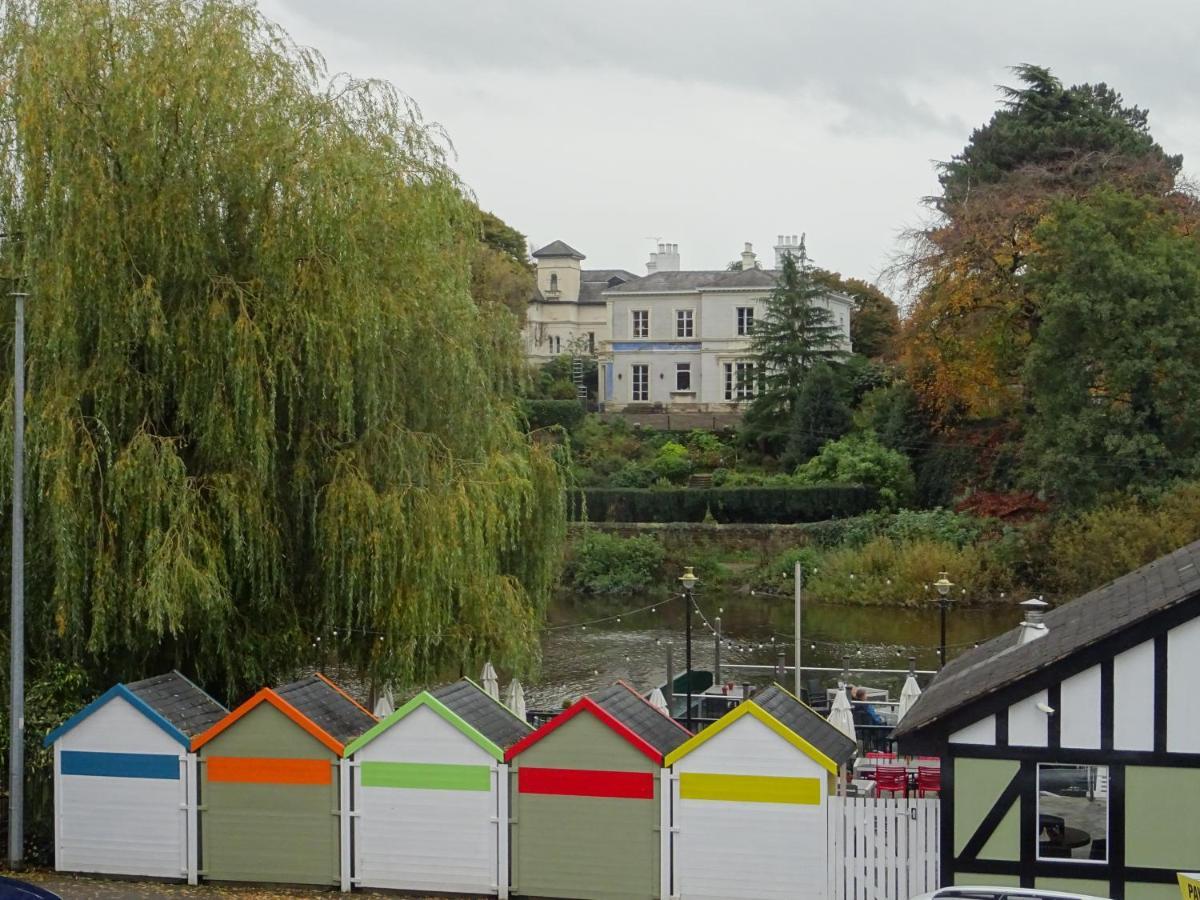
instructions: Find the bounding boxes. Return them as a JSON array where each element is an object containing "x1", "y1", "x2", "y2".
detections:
[
  {"x1": 741, "y1": 242, "x2": 757, "y2": 271},
  {"x1": 774, "y1": 233, "x2": 800, "y2": 269},
  {"x1": 1017, "y1": 597, "x2": 1050, "y2": 646},
  {"x1": 647, "y1": 241, "x2": 680, "y2": 274}
]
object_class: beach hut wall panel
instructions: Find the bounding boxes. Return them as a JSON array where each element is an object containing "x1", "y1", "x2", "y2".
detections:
[
  {"x1": 664, "y1": 687, "x2": 856, "y2": 900},
  {"x1": 894, "y1": 540, "x2": 1200, "y2": 899},
  {"x1": 507, "y1": 684, "x2": 689, "y2": 900},
  {"x1": 45, "y1": 672, "x2": 226, "y2": 881},
  {"x1": 194, "y1": 675, "x2": 375, "y2": 887},
  {"x1": 346, "y1": 680, "x2": 530, "y2": 895}
]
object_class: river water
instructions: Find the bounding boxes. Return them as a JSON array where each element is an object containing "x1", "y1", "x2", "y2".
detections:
[{"x1": 527, "y1": 588, "x2": 1017, "y2": 710}]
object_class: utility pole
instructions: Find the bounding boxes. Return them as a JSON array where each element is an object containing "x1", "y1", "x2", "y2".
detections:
[
  {"x1": 679, "y1": 567, "x2": 698, "y2": 733},
  {"x1": 794, "y1": 561, "x2": 803, "y2": 697},
  {"x1": 8, "y1": 287, "x2": 26, "y2": 866},
  {"x1": 713, "y1": 616, "x2": 722, "y2": 684}
]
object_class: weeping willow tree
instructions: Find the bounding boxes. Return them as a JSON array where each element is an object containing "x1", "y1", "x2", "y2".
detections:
[{"x1": 0, "y1": 0, "x2": 566, "y2": 703}]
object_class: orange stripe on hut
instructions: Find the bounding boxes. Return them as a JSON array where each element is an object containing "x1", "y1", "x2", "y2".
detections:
[{"x1": 206, "y1": 756, "x2": 331, "y2": 785}]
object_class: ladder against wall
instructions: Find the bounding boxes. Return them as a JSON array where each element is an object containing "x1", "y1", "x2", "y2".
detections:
[{"x1": 828, "y1": 796, "x2": 941, "y2": 900}]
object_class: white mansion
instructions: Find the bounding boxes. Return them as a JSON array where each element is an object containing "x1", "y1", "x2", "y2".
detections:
[{"x1": 523, "y1": 236, "x2": 854, "y2": 412}]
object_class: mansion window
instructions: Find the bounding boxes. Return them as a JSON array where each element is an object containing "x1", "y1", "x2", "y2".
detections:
[
  {"x1": 1036, "y1": 764, "x2": 1108, "y2": 863},
  {"x1": 736, "y1": 306, "x2": 754, "y2": 336},
  {"x1": 632, "y1": 364, "x2": 649, "y2": 402},
  {"x1": 549, "y1": 273, "x2": 558, "y2": 292},
  {"x1": 676, "y1": 309, "x2": 694, "y2": 338},
  {"x1": 723, "y1": 361, "x2": 755, "y2": 401},
  {"x1": 632, "y1": 309, "x2": 650, "y2": 338},
  {"x1": 676, "y1": 362, "x2": 692, "y2": 392}
]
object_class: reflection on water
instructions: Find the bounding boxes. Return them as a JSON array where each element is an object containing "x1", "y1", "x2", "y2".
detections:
[{"x1": 528, "y1": 589, "x2": 1017, "y2": 710}]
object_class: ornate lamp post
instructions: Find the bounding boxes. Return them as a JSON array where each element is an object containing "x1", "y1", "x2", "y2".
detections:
[
  {"x1": 679, "y1": 566, "x2": 698, "y2": 732},
  {"x1": 932, "y1": 571, "x2": 954, "y2": 668}
]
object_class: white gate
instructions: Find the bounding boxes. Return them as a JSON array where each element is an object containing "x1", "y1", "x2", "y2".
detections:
[{"x1": 828, "y1": 796, "x2": 940, "y2": 900}]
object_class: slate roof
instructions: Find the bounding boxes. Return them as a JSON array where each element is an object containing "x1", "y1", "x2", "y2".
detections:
[
  {"x1": 274, "y1": 675, "x2": 376, "y2": 745},
  {"x1": 894, "y1": 540, "x2": 1200, "y2": 739},
  {"x1": 532, "y1": 240, "x2": 585, "y2": 260},
  {"x1": 751, "y1": 683, "x2": 857, "y2": 765},
  {"x1": 431, "y1": 678, "x2": 531, "y2": 749},
  {"x1": 592, "y1": 682, "x2": 691, "y2": 755},
  {"x1": 125, "y1": 671, "x2": 227, "y2": 739}
]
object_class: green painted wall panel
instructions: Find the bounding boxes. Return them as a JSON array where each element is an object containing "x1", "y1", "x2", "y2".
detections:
[
  {"x1": 1126, "y1": 883, "x2": 1187, "y2": 900},
  {"x1": 1035, "y1": 877, "x2": 1110, "y2": 895},
  {"x1": 512, "y1": 712, "x2": 659, "y2": 900},
  {"x1": 979, "y1": 803, "x2": 1019, "y2": 862},
  {"x1": 200, "y1": 703, "x2": 338, "y2": 885},
  {"x1": 953, "y1": 758, "x2": 1019, "y2": 857},
  {"x1": 360, "y1": 761, "x2": 490, "y2": 791},
  {"x1": 516, "y1": 710, "x2": 655, "y2": 773},
  {"x1": 1126, "y1": 765, "x2": 1200, "y2": 869},
  {"x1": 956, "y1": 871, "x2": 1019, "y2": 887}
]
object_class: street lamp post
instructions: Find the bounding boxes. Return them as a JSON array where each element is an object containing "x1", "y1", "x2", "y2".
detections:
[
  {"x1": 932, "y1": 571, "x2": 954, "y2": 668},
  {"x1": 679, "y1": 567, "x2": 698, "y2": 733}
]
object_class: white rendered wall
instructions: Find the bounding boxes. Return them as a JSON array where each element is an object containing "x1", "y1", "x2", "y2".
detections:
[
  {"x1": 1113, "y1": 640, "x2": 1155, "y2": 751},
  {"x1": 1167, "y1": 616, "x2": 1200, "y2": 753},
  {"x1": 670, "y1": 715, "x2": 829, "y2": 900},
  {"x1": 1059, "y1": 665, "x2": 1102, "y2": 749},
  {"x1": 949, "y1": 715, "x2": 995, "y2": 746},
  {"x1": 352, "y1": 704, "x2": 500, "y2": 894},
  {"x1": 1007, "y1": 689, "x2": 1048, "y2": 748},
  {"x1": 56, "y1": 696, "x2": 187, "y2": 879}
]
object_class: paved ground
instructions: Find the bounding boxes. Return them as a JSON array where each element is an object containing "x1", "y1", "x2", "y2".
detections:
[{"x1": 4, "y1": 871, "x2": 444, "y2": 899}]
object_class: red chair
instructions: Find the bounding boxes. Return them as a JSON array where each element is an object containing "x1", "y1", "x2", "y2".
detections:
[
  {"x1": 866, "y1": 751, "x2": 896, "y2": 761},
  {"x1": 917, "y1": 755, "x2": 939, "y2": 762},
  {"x1": 917, "y1": 766, "x2": 941, "y2": 797},
  {"x1": 875, "y1": 766, "x2": 907, "y2": 797}
]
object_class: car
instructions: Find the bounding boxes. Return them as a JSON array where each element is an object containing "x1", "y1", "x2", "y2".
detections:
[
  {"x1": 911, "y1": 888, "x2": 1110, "y2": 900},
  {"x1": 0, "y1": 876, "x2": 62, "y2": 900}
]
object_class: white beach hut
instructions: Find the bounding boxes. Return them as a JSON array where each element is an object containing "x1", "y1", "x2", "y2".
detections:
[
  {"x1": 43, "y1": 671, "x2": 226, "y2": 883},
  {"x1": 662, "y1": 684, "x2": 857, "y2": 900},
  {"x1": 345, "y1": 678, "x2": 531, "y2": 897}
]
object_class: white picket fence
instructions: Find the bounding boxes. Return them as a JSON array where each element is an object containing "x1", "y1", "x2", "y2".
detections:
[{"x1": 828, "y1": 796, "x2": 941, "y2": 900}]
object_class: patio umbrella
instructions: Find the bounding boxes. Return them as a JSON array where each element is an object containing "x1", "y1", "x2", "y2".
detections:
[
  {"x1": 828, "y1": 687, "x2": 857, "y2": 742},
  {"x1": 897, "y1": 674, "x2": 922, "y2": 722},
  {"x1": 373, "y1": 687, "x2": 395, "y2": 719},
  {"x1": 481, "y1": 661, "x2": 501, "y2": 701},
  {"x1": 647, "y1": 688, "x2": 669, "y2": 715},
  {"x1": 505, "y1": 679, "x2": 527, "y2": 721}
]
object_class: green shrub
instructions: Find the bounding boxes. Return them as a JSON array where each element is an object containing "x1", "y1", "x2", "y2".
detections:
[
  {"x1": 568, "y1": 530, "x2": 666, "y2": 594},
  {"x1": 885, "y1": 507, "x2": 985, "y2": 547},
  {"x1": 575, "y1": 485, "x2": 879, "y2": 523},
  {"x1": 521, "y1": 398, "x2": 585, "y2": 433},
  {"x1": 650, "y1": 440, "x2": 693, "y2": 483},
  {"x1": 794, "y1": 433, "x2": 915, "y2": 510},
  {"x1": 768, "y1": 545, "x2": 823, "y2": 581},
  {"x1": 609, "y1": 463, "x2": 656, "y2": 489},
  {"x1": 685, "y1": 430, "x2": 728, "y2": 468}
]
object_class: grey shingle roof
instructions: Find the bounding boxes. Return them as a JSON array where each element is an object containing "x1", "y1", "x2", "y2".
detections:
[
  {"x1": 604, "y1": 267, "x2": 783, "y2": 294},
  {"x1": 431, "y1": 679, "x2": 531, "y2": 749},
  {"x1": 274, "y1": 675, "x2": 376, "y2": 745},
  {"x1": 751, "y1": 684, "x2": 857, "y2": 765},
  {"x1": 532, "y1": 240, "x2": 585, "y2": 260},
  {"x1": 894, "y1": 540, "x2": 1200, "y2": 739},
  {"x1": 126, "y1": 671, "x2": 227, "y2": 739},
  {"x1": 592, "y1": 682, "x2": 691, "y2": 756}
]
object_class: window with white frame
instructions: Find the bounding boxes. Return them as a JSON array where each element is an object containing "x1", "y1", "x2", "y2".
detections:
[
  {"x1": 676, "y1": 309, "x2": 694, "y2": 338},
  {"x1": 736, "y1": 306, "x2": 754, "y2": 336},
  {"x1": 631, "y1": 364, "x2": 649, "y2": 401},
  {"x1": 1035, "y1": 763, "x2": 1108, "y2": 862},
  {"x1": 723, "y1": 361, "x2": 755, "y2": 401},
  {"x1": 675, "y1": 362, "x2": 692, "y2": 392},
  {"x1": 632, "y1": 309, "x2": 649, "y2": 338}
]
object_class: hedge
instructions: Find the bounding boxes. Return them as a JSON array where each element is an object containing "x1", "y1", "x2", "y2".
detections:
[
  {"x1": 572, "y1": 485, "x2": 879, "y2": 524},
  {"x1": 521, "y1": 398, "x2": 586, "y2": 433}
]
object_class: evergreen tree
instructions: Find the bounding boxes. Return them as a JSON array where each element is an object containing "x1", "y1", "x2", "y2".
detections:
[
  {"x1": 783, "y1": 363, "x2": 852, "y2": 467},
  {"x1": 742, "y1": 241, "x2": 847, "y2": 452}
]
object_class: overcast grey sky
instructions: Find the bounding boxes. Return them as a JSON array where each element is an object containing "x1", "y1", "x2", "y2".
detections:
[{"x1": 259, "y1": 1, "x2": 1200, "y2": 285}]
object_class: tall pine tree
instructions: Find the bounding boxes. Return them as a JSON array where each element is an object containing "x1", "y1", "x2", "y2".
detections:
[{"x1": 743, "y1": 240, "x2": 847, "y2": 452}]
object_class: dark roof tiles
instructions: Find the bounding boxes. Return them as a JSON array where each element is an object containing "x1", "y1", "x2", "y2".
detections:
[
  {"x1": 895, "y1": 540, "x2": 1200, "y2": 738},
  {"x1": 124, "y1": 671, "x2": 227, "y2": 739},
  {"x1": 431, "y1": 679, "x2": 531, "y2": 749},
  {"x1": 592, "y1": 682, "x2": 691, "y2": 755},
  {"x1": 274, "y1": 675, "x2": 376, "y2": 745},
  {"x1": 751, "y1": 683, "x2": 857, "y2": 765},
  {"x1": 532, "y1": 240, "x2": 585, "y2": 260}
]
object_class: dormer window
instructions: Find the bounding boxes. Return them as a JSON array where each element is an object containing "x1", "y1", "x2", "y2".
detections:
[{"x1": 549, "y1": 273, "x2": 559, "y2": 292}]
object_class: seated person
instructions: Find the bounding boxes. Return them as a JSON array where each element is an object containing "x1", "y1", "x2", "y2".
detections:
[{"x1": 851, "y1": 686, "x2": 884, "y2": 727}]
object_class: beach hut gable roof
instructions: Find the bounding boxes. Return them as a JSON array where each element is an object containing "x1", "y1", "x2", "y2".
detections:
[
  {"x1": 751, "y1": 683, "x2": 857, "y2": 765},
  {"x1": 431, "y1": 678, "x2": 532, "y2": 749},
  {"x1": 663, "y1": 686, "x2": 855, "y2": 773},
  {"x1": 274, "y1": 674, "x2": 377, "y2": 746},
  {"x1": 43, "y1": 671, "x2": 227, "y2": 749},
  {"x1": 505, "y1": 696, "x2": 659, "y2": 763},
  {"x1": 345, "y1": 687, "x2": 517, "y2": 760},
  {"x1": 592, "y1": 682, "x2": 691, "y2": 755}
]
